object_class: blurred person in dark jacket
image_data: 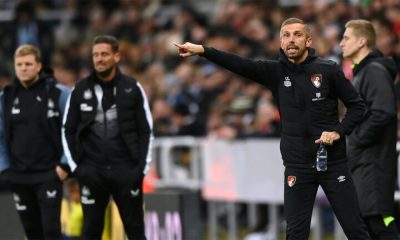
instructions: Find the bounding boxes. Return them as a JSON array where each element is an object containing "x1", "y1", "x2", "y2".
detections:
[
  {"x1": 0, "y1": 1, "x2": 54, "y2": 66},
  {"x1": 341, "y1": 19, "x2": 399, "y2": 240},
  {"x1": 62, "y1": 35, "x2": 153, "y2": 240},
  {"x1": 0, "y1": 44, "x2": 70, "y2": 240},
  {"x1": 171, "y1": 103, "x2": 203, "y2": 136}
]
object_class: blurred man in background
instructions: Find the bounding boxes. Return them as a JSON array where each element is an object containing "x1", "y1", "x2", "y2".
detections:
[
  {"x1": 62, "y1": 35, "x2": 153, "y2": 239},
  {"x1": 0, "y1": 44, "x2": 70, "y2": 239},
  {"x1": 341, "y1": 19, "x2": 399, "y2": 240}
]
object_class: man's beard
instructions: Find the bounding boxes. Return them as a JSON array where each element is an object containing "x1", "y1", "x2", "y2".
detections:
[
  {"x1": 285, "y1": 47, "x2": 306, "y2": 60},
  {"x1": 96, "y1": 65, "x2": 114, "y2": 78}
]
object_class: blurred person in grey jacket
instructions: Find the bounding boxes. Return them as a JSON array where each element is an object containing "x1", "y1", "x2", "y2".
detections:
[{"x1": 341, "y1": 19, "x2": 399, "y2": 240}]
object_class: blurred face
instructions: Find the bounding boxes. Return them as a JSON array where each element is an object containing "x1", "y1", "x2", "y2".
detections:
[
  {"x1": 280, "y1": 23, "x2": 312, "y2": 63},
  {"x1": 340, "y1": 27, "x2": 362, "y2": 60},
  {"x1": 14, "y1": 54, "x2": 41, "y2": 87},
  {"x1": 92, "y1": 43, "x2": 120, "y2": 79}
]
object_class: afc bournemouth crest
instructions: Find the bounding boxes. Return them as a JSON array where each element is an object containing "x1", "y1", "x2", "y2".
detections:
[
  {"x1": 311, "y1": 74, "x2": 322, "y2": 88},
  {"x1": 287, "y1": 176, "x2": 296, "y2": 187}
]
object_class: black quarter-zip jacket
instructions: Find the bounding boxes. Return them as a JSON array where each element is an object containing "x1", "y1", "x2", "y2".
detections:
[{"x1": 202, "y1": 47, "x2": 365, "y2": 168}]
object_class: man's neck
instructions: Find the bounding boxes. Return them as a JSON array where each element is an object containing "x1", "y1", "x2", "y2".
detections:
[
  {"x1": 20, "y1": 76, "x2": 39, "y2": 89},
  {"x1": 351, "y1": 48, "x2": 371, "y2": 65}
]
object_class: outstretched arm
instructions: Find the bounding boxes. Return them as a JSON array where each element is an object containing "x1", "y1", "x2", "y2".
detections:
[{"x1": 174, "y1": 42, "x2": 278, "y2": 90}]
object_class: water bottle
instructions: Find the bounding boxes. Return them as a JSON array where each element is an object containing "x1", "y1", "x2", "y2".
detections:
[{"x1": 316, "y1": 142, "x2": 327, "y2": 171}]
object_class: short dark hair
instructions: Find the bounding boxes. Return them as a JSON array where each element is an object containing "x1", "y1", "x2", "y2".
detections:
[
  {"x1": 93, "y1": 35, "x2": 119, "y2": 53},
  {"x1": 280, "y1": 18, "x2": 311, "y2": 38}
]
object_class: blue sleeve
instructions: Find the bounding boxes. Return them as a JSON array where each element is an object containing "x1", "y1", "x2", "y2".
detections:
[
  {"x1": 56, "y1": 84, "x2": 72, "y2": 166},
  {"x1": 0, "y1": 92, "x2": 11, "y2": 173},
  {"x1": 56, "y1": 83, "x2": 71, "y2": 117}
]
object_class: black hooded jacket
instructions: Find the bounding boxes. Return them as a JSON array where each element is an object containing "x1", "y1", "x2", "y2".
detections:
[
  {"x1": 202, "y1": 47, "x2": 365, "y2": 168},
  {"x1": 348, "y1": 49, "x2": 397, "y2": 147},
  {"x1": 347, "y1": 49, "x2": 398, "y2": 216},
  {"x1": 0, "y1": 68, "x2": 70, "y2": 183}
]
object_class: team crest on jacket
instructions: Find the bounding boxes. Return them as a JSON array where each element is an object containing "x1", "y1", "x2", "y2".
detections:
[
  {"x1": 310, "y1": 74, "x2": 323, "y2": 88},
  {"x1": 84, "y1": 89, "x2": 92, "y2": 99},
  {"x1": 287, "y1": 176, "x2": 296, "y2": 187}
]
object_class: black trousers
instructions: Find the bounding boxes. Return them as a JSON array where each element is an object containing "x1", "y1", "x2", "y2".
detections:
[
  {"x1": 75, "y1": 163, "x2": 145, "y2": 240},
  {"x1": 284, "y1": 162, "x2": 371, "y2": 240},
  {"x1": 9, "y1": 174, "x2": 63, "y2": 240}
]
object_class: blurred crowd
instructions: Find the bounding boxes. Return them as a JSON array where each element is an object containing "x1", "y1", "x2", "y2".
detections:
[{"x1": 0, "y1": 0, "x2": 399, "y2": 139}]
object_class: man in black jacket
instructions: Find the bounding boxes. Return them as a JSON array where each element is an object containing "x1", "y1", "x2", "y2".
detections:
[
  {"x1": 0, "y1": 44, "x2": 70, "y2": 239},
  {"x1": 62, "y1": 35, "x2": 153, "y2": 239},
  {"x1": 341, "y1": 19, "x2": 399, "y2": 239},
  {"x1": 175, "y1": 18, "x2": 370, "y2": 239}
]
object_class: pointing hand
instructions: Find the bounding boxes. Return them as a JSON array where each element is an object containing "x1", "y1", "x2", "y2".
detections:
[{"x1": 173, "y1": 42, "x2": 204, "y2": 57}]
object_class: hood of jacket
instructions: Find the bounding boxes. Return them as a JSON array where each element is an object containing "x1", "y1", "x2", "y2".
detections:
[
  {"x1": 278, "y1": 47, "x2": 318, "y2": 72},
  {"x1": 353, "y1": 49, "x2": 397, "y2": 81}
]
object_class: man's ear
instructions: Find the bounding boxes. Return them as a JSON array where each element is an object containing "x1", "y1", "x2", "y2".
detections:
[
  {"x1": 37, "y1": 62, "x2": 42, "y2": 74},
  {"x1": 359, "y1": 37, "x2": 367, "y2": 48},
  {"x1": 306, "y1": 37, "x2": 312, "y2": 48},
  {"x1": 114, "y1": 52, "x2": 121, "y2": 63}
]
